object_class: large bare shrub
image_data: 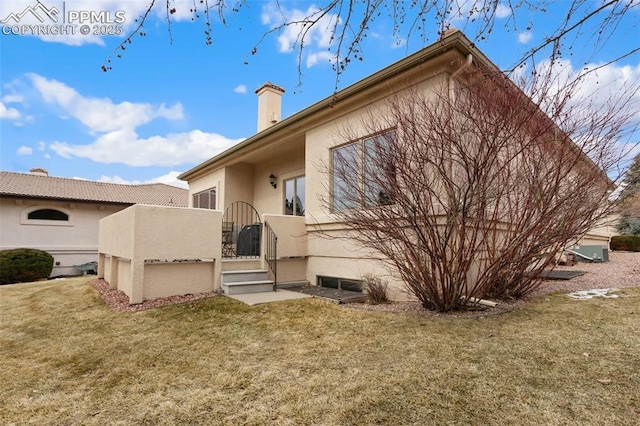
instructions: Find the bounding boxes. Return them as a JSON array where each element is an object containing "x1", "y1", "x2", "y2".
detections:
[{"x1": 322, "y1": 67, "x2": 637, "y2": 312}]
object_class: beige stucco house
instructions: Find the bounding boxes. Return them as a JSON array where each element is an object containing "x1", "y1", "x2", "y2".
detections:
[
  {"x1": 0, "y1": 169, "x2": 187, "y2": 277},
  {"x1": 98, "y1": 30, "x2": 614, "y2": 304}
]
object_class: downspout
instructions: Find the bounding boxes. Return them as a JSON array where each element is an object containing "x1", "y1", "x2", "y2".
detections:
[
  {"x1": 448, "y1": 53, "x2": 473, "y2": 103},
  {"x1": 447, "y1": 53, "x2": 473, "y2": 177},
  {"x1": 448, "y1": 54, "x2": 474, "y2": 307}
]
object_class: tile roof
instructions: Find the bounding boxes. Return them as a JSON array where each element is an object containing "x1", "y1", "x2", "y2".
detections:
[{"x1": 0, "y1": 171, "x2": 188, "y2": 207}]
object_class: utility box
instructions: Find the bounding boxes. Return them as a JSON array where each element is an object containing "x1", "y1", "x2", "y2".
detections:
[{"x1": 572, "y1": 245, "x2": 609, "y2": 262}]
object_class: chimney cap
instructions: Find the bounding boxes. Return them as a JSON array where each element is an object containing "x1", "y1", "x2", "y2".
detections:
[
  {"x1": 441, "y1": 27, "x2": 460, "y2": 38},
  {"x1": 29, "y1": 168, "x2": 49, "y2": 176},
  {"x1": 255, "y1": 81, "x2": 285, "y2": 95}
]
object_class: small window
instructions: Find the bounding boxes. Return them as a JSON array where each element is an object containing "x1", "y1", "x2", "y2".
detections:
[
  {"x1": 193, "y1": 188, "x2": 216, "y2": 209},
  {"x1": 318, "y1": 276, "x2": 362, "y2": 292},
  {"x1": 284, "y1": 176, "x2": 305, "y2": 216},
  {"x1": 27, "y1": 209, "x2": 68, "y2": 221}
]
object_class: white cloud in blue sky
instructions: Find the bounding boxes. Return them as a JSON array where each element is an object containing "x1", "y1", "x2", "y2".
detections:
[
  {"x1": 261, "y1": 2, "x2": 339, "y2": 68},
  {"x1": 518, "y1": 31, "x2": 533, "y2": 44},
  {"x1": 0, "y1": 101, "x2": 20, "y2": 119},
  {"x1": 0, "y1": 0, "x2": 638, "y2": 187},
  {"x1": 18, "y1": 74, "x2": 244, "y2": 168},
  {"x1": 49, "y1": 128, "x2": 243, "y2": 167},
  {"x1": 16, "y1": 145, "x2": 32, "y2": 155},
  {"x1": 495, "y1": 4, "x2": 512, "y2": 19},
  {"x1": 28, "y1": 73, "x2": 184, "y2": 132},
  {"x1": 98, "y1": 171, "x2": 188, "y2": 188}
]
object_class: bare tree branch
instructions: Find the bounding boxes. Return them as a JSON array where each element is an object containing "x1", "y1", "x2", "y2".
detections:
[{"x1": 317, "y1": 64, "x2": 637, "y2": 312}]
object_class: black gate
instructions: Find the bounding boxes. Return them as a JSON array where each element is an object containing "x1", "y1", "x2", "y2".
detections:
[{"x1": 222, "y1": 201, "x2": 261, "y2": 259}]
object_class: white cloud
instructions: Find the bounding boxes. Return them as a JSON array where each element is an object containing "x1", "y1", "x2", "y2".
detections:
[
  {"x1": 148, "y1": 171, "x2": 188, "y2": 188},
  {"x1": 262, "y1": 2, "x2": 339, "y2": 68},
  {"x1": 531, "y1": 59, "x2": 640, "y2": 112},
  {"x1": 27, "y1": 73, "x2": 183, "y2": 133},
  {"x1": 17, "y1": 145, "x2": 32, "y2": 155},
  {"x1": 306, "y1": 51, "x2": 335, "y2": 67},
  {"x1": 526, "y1": 59, "x2": 640, "y2": 169},
  {"x1": 234, "y1": 85, "x2": 247, "y2": 94},
  {"x1": 0, "y1": 101, "x2": 20, "y2": 119},
  {"x1": 391, "y1": 37, "x2": 406, "y2": 49},
  {"x1": 518, "y1": 31, "x2": 533, "y2": 44},
  {"x1": 2, "y1": 94, "x2": 24, "y2": 103},
  {"x1": 50, "y1": 129, "x2": 243, "y2": 167},
  {"x1": 449, "y1": 2, "x2": 511, "y2": 26},
  {"x1": 495, "y1": 4, "x2": 512, "y2": 19},
  {"x1": 23, "y1": 74, "x2": 244, "y2": 167},
  {"x1": 98, "y1": 172, "x2": 189, "y2": 188}
]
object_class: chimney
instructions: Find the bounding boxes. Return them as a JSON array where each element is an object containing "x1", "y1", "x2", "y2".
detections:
[
  {"x1": 29, "y1": 168, "x2": 49, "y2": 176},
  {"x1": 255, "y1": 82, "x2": 285, "y2": 133}
]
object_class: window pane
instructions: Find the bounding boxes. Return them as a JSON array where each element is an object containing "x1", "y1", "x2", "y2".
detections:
[
  {"x1": 199, "y1": 192, "x2": 209, "y2": 209},
  {"x1": 28, "y1": 209, "x2": 68, "y2": 221},
  {"x1": 332, "y1": 143, "x2": 360, "y2": 211},
  {"x1": 295, "y1": 176, "x2": 305, "y2": 216},
  {"x1": 284, "y1": 179, "x2": 295, "y2": 215},
  {"x1": 364, "y1": 131, "x2": 396, "y2": 206},
  {"x1": 192, "y1": 194, "x2": 199, "y2": 208}
]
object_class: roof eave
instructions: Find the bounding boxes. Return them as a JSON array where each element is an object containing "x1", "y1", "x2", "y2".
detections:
[{"x1": 179, "y1": 31, "x2": 493, "y2": 181}]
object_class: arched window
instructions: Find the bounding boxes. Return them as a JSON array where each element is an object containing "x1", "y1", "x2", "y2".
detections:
[{"x1": 27, "y1": 209, "x2": 69, "y2": 221}]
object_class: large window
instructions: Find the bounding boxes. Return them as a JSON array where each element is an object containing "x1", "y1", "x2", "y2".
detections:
[
  {"x1": 284, "y1": 176, "x2": 305, "y2": 216},
  {"x1": 331, "y1": 130, "x2": 396, "y2": 211},
  {"x1": 192, "y1": 188, "x2": 216, "y2": 209}
]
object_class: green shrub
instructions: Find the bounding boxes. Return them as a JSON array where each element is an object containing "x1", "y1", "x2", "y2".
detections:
[
  {"x1": 0, "y1": 248, "x2": 54, "y2": 285},
  {"x1": 610, "y1": 235, "x2": 640, "y2": 252},
  {"x1": 616, "y1": 215, "x2": 640, "y2": 235},
  {"x1": 362, "y1": 274, "x2": 390, "y2": 304}
]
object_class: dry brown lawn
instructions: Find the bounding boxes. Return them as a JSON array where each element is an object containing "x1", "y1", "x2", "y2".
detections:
[{"x1": 1, "y1": 276, "x2": 639, "y2": 425}]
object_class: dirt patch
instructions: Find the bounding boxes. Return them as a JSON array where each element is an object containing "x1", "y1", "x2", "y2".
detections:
[{"x1": 91, "y1": 279, "x2": 218, "y2": 313}]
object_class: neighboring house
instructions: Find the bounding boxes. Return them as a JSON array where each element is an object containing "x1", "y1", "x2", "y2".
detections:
[
  {"x1": 0, "y1": 169, "x2": 187, "y2": 277},
  {"x1": 99, "y1": 30, "x2": 614, "y2": 304}
]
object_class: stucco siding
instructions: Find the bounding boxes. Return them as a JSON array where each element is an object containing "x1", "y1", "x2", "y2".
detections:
[
  {"x1": 1, "y1": 197, "x2": 123, "y2": 276},
  {"x1": 99, "y1": 205, "x2": 222, "y2": 304}
]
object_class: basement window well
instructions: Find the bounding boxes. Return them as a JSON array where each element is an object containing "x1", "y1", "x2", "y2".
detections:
[{"x1": 317, "y1": 276, "x2": 362, "y2": 292}]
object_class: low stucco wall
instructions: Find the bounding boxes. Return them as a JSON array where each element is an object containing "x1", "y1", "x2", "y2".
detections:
[
  {"x1": 143, "y1": 261, "x2": 217, "y2": 300},
  {"x1": 261, "y1": 214, "x2": 308, "y2": 283},
  {"x1": 262, "y1": 214, "x2": 307, "y2": 257},
  {"x1": 98, "y1": 205, "x2": 222, "y2": 304}
]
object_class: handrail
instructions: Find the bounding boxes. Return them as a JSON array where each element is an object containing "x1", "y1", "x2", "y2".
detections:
[{"x1": 263, "y1": 221, "x2": 278, "y2": 291}]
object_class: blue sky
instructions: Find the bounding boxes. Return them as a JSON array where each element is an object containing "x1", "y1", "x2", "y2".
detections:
[{"x1": 1, "y1": 0, "x2": 639, "y2": 188}]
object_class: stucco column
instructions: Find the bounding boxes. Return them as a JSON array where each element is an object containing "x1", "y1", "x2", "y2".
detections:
[
  {"x1": 130, "y1": 260, "x2": 145, "y2": 304},
  {"x1": 97, "y1": 253, "x2": 105, "y2": 278},
  {"x1": 108, "y1": 256, "x2": 118, "y2": 289}
]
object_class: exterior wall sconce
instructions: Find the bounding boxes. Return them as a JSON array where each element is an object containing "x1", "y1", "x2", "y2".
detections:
[{"x1": 269, "y1": 174, "x2": 277, "y2": 189}]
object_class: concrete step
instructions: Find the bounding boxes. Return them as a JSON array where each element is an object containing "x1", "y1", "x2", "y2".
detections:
[
  {"x1": 222, "y1": 280, "x2": 274, "y2": 295},
  {"x1": 221, "y1": 259, "x2": 262, "y2": 271},
  {"x1": 221, "y1": 269, "x2": 269, "y2": 284}
]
